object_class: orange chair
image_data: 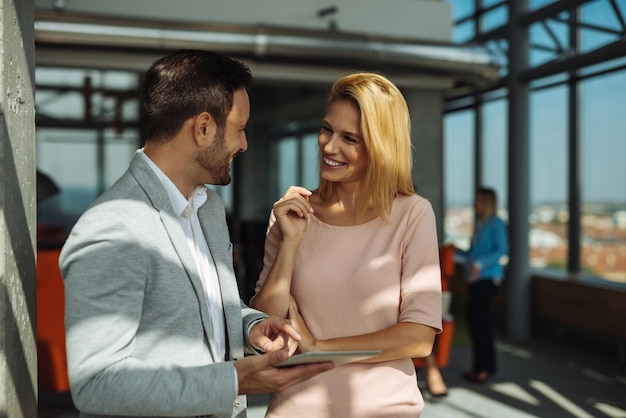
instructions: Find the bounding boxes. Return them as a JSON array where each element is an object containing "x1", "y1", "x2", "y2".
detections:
[
  {"x1": 37, "y1": 248, "x2": 70, "y2": 392},
  {"x1": 413, "y1": 245, "x2": 455, "y2": 368}
]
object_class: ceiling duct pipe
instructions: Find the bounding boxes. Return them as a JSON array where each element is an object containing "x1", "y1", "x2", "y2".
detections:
[{"x1": 34, "y1": 11, "x2": 500, "y2": 89}]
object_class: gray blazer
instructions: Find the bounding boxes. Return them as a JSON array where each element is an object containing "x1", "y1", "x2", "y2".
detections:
[{"x1": 59, "y1": 151, "x2": 267, "y2": 418}]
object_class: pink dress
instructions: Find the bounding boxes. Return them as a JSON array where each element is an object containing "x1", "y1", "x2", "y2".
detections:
[{"x1": 255, "y1": 194, "x2": 442, "y2": 418}]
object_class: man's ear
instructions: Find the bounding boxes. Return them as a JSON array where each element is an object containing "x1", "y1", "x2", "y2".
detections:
[{"x1": 193, "y1": 112, "x2": 216, "y2": 146}]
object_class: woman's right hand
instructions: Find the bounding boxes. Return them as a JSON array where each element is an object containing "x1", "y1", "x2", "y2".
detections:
[{"x1": 273, "y1": 186, "x2": 314, "y2": 243}]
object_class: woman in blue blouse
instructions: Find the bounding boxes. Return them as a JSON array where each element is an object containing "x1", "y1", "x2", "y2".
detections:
[{"x1": 457, "y1": 187, "x2": 508, "y2": 383}]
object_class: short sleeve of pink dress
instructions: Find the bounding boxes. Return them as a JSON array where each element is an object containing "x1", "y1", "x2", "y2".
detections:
[{"x1": 255, "y1": 194, "x2": 442, "y2": 418}]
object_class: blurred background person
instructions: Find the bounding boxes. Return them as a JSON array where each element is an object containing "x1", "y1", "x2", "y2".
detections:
[{"x1": 456, "y1": 187, "x2": 508, "y2": 383}]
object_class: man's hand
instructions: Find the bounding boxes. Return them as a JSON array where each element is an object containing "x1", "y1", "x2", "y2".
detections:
[
  {"x1": 470, "y1": 262, "x2": 481, "y2": 283},
  {"x1": 235, "y1": 348, "x2": 334, "y2": 395},
  {"x1": 249, "y1": 315, "x2": 300, "y2": 355}
]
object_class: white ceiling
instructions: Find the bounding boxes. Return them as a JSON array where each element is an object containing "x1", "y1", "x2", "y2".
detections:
[{"x1": 34, "y1": 0, "x2": 453, "y2": 42}]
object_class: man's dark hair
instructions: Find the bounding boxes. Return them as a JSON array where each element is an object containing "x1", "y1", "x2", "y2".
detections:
[
  {"x1": 141, "y1": 49, "x2": 253, "y2": 142},
  {"x1": 477, "y1": 186, "x2": 498, "y2": 213}
]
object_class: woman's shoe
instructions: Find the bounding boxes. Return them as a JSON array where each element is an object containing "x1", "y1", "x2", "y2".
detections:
[
  {"x1": 462, "y1": 370, "x2": 490, "y2": 383},
  {"x1": 427, "y1": 379, "x2": 448, "y2": 397},
  {"x1": 429, "y1": 389, "x2": 448, "y2": 398},
  {"x1": 427, "y1": 367, "x2": 448, "y2": 397}
]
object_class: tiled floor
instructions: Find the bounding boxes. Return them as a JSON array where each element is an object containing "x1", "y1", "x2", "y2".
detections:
[
  {"x1": 39, "y1": 335, "x2": 626, "y2": 418},
  {"x1": 418, "y1": 338, "x2": 626, "y2": 418}
]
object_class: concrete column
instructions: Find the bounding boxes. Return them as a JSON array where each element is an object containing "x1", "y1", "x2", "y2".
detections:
[
  {"x1": 0, "y1": 0, "x2": 37, "y2": 416},
  {"x1": 404, "y1": 88, "x2": 445, "y2": 242},
  {"x1": 506, "y1": 0, "x2": 531, "y2": 340}
]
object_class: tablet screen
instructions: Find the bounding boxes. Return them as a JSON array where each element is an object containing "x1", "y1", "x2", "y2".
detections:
[{"x1": 276, "y1": 350, "x2": 381, "y2": 367}]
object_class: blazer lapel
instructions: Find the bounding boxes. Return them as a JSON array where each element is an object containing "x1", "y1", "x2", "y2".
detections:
[
  {"x1": 159, "y1": 211, "x2": 220, "y2": 359},
  {"x1": 198, "y1": 192, "x2": 244, "y2": 361},
  {"x1": 128, "y1": 152, "x2": 219, "y2": 361}
]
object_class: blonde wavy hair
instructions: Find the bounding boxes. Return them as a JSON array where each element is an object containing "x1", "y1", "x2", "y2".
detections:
[{"x1": 318, "y1": 72, "x2": 415, "y2": 221}]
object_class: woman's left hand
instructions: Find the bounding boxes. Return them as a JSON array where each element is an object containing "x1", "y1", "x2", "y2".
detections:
[{"x1": 288, "y1": 297, "x2": 317, "y2": 353}]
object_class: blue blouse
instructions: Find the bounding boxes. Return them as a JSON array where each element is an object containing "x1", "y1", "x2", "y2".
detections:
[{"x1": 457, "y1": 216, "x2": 509, "y2": 283}]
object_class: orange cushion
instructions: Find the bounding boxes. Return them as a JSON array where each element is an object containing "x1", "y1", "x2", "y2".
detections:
[{"x1": 37, "y1": 249, "x2": 69, "y2": 392}]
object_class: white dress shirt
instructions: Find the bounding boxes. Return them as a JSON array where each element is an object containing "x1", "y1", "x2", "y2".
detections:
[{"x1": 140, "y1": 150, "x2": 227, "y2": 360}]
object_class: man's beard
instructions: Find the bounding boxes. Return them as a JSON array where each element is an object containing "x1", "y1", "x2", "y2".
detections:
[{"x1": 196, "y1": 126, "x2": 232, "y2": 186}]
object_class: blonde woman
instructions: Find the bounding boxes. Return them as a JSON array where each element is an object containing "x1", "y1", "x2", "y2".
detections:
[{"x1": 251, "y1": 73, "x2": 442, "y2": 417}]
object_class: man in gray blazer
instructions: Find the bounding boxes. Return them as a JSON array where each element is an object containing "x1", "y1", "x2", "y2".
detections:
[{"x1": 59, "y1": 50, "x2": 333, "y2": 418}]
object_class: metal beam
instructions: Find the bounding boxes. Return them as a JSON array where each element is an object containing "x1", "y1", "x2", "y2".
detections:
[
  {"x1": 518, "y1": 0, "x2": 593, "y2": 27},
  {"x1": 34, "y1": 10, "x2": 500, "y2": 89},
  {"x1": 519, "y1": 38, "x2": 626, "y2": 81}
]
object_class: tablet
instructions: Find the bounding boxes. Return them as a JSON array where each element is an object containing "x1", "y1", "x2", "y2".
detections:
[{"x1": 276, "y1": 350, "x2": 381, "y2": 367}]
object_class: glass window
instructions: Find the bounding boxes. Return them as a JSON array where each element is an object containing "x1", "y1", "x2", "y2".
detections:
[
  {"x1": 448, "y1": 0, "x2": 474, "y2": 21},
  {"x1": 35, "y1": 66, "x2": 143, "y2": 248},
  {"x1": 276, "y1": 137, "x2": 298, "y2": 197},
  {"x1": 530, "y1": 73, "x2": 569, "y2": 90},
  {"x1": 529, "y1": 86, "x2": 568, "y2": 271},
  {"x1": 272, "y1": 125, "x2": 321, "y2": 203},
  {"x1": 481, "y1": 4, "x2": 508, "y2": 33},
  {"x1": 447, "y1": 0, "x2": 476, "y2": 43},
  {"x1": 580, "y1": 56, "x2": 626, "y2": 78},
  {"x1": 99, "y1": 71, "x2": 140, "y2": 89},
  {"x1": 482, "y1": 0, "x2": 505, "y2": 7},
  {"x1": 36, "y1": 90, "x2": 86, "y2": 120},
  {"x1": 447, "y1": 0, "x2": 626, "y2": 285},
  {"x1": 444, "y1": 110, "x2": 475, "y2": 250},
  {"x1": 36, "y1": 67, "x2": 95, "y2": 88},
  {"x1": 529, "y1": 0, "x2": 559, "y2": 11},
  {"x1": 103, "y1": 129, "x2": 141, "y2": 187},
  {"x1": 301, "y1": 133, "x2": 320, "y2": 191},
  {"x1": 453, "y1": 20, "x2": 476, "y2": 44},
  {"x1": 581, "y1": 1, "x2": 625, "y2": 53},
  {"x1": 580, "y1": 70, "x2": 626, "y2": 283},
  {"x1": 487, "y1": 39, "x2": 509, "y2": 77},
  {"x1": 529, "y1": 18, "x2": 570, "y2": 68},
  {"x1": 529, "y1": 23, "x2": 554, "y2": 68},
  {"x1": 37, "y1": 129, "x2": 139, "y2": 228},
  {"x1": 481, "y1": 98, "x2": 508, "y2": 221},
  {"x1": 37, "y1": 130, "x2": 100, "y2": 230}
]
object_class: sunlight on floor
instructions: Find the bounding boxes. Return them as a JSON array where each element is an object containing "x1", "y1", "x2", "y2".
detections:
[
  {"x1": 581, "y1": 367, "x2": 614, "y2": 383},
  {"x1": 529, "y1": 380, "x2": 595, "y2": 418},
  {"x1": 594, "y1": 402, "x2": 626, "y2": 418},
  {"x1": 491, "y1": 382, "x2": 541, "y2": 406},
  {"x1": 421, "y1": 388, "x2": 540, "y2": 418},
  {"x1": 497, "y1": 342, "x2": 534, "y2": 359}
]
